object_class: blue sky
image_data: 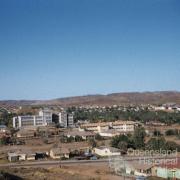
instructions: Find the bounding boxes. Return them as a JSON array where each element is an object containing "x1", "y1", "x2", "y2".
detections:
[{"x1": 0, "y1": 0, "x2": 180, "y2": 100}]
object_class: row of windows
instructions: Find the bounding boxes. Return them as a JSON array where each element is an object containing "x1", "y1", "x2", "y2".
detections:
[
  {"x1": 21, "y1": 122, "x2": 34, "y2": 126},
  {"x1": 16, "y1": 118, "x2": 51, "y2": 127},
  {"x1": 21, "y1": 117, "x2": 34, "y2": 121}
]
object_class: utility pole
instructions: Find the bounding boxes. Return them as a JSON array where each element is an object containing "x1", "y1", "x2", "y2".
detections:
[
  {"x1": 123, "y1": 155, "x2": 126, "y2": 180},
  {"x1": 59, "y1": 145, "x2": 61, "y2": 168},
  {"x1": 58, "y1": 134, "x2": 61, "y2": 168}
]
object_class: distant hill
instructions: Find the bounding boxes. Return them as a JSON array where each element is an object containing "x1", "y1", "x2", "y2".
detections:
[{"x1": 1, "y1": 91, "x2": 180, "y2": 108}]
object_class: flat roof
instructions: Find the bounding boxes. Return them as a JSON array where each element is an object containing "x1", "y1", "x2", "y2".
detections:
[
  {"x1": 8, "y1": 153, "x2": 18, "y2": 157},
  {"x1": 95, "y1": 146, "x2": 120, "y2": 152},
  {"x1": 65, "y1": 131, "x2": 95, "y2": 137},
  {"x1": 80, "y1": 120, "x2": 136, "y2": 128}
]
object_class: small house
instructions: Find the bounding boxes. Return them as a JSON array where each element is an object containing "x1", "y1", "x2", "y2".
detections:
[
  {"x1": 93, "y1": 146, "x2": 121, "y2": 157},
  {"x1": 18, "y1": 153, "x2": 26, "y2": 161},
  {"x1": 50, "y1": 148, "x2": 70, "y2": 159},
  {"x1": 8, "y1": 153, "x2": 19, "y2": 162},
  {"x1": 65, "y1": 131, "x2": 95, "y2": 140},
  {"x1": 26, "y1": 153, "x2": 36, "y2": 161},
  {"x1": 152, "y1": 159, "x2": 180, "y2": 179},
  {"x1": 16, "y1": 129, "x2": 35, "y2": 138},
  {"x1": 99, "y1": 129, "x2": 121, "y2": 137},
  {"x1": 125, "y1": 162, "x2": 152, "y2": 177}
]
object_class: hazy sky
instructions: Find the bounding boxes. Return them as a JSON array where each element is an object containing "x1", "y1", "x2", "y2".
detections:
[{"x1": 0, "y1": 0, "x2": 180, "y2": 100}]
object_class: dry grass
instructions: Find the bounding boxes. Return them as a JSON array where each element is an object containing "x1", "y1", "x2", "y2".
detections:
[{"x1": 0, "y1": 164, "x2": 132, "y2": 180}]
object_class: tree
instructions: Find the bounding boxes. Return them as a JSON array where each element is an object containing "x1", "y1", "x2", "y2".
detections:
[
  {"x1": 111, "y1": 135, "x2": 129, "y2": 148},
  {"x1": 95, "y1": 133, "x2": 103, "y2": 140},
  {"x1": 146, "y1": 137, "x2": 180, "y2": 152},
  {"x1": 88, "y1": 139, "x2": 97, "y2": 148},
  {"x1": 67, "y1": 136, "x2": 74, "y2": 143},
  {"x1": 75, "y1": 135, "x2": 83, "y2": 142},
  {"x1": 43, "y1": 138, "x2": 48, "y2": 144},
  {"x1": 166, "y1": 141, "x2": 180, "y2": 151},
  {"x1": 110, "y1": 134, "x2": 135, "y2": 150},
  {"x1": 133, "y1": 127, "x2": 146, "y2": 149},
  {"x1": 146, "y1": 137, "x2": 166, "y2": 151},
  {"x1": 153, "y1": 129, "x2": 161, "y2": 136},
  {"x1": 0, "y1": 112, "x2": 15, "y2": 128},
  {"x1": 0, "y1": 136, "x2": 9, "y2": 145},
  {"x1": 165, "y1": 129, "x2": 179, "y2": 136},
  {"x1": 118, "y1": 141, "x2": 128, "y2": 153},
  {"x1": 9, "y1": 128, "x2": 18, "y2": 137}
]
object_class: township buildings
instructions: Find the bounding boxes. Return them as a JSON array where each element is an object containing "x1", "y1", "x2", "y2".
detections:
[
  {"x1": 79, "y1": 121, "x2": 138, "y2": 135},
  {"x1": 152, "y1": 159, "x2": 180, "y2": 179},
  {"x1": 13, "y1": 109, "x2": 74, "y2": 129},
  {"x1": 13, "y1": 109, "x2": 53, "y2": 128}
]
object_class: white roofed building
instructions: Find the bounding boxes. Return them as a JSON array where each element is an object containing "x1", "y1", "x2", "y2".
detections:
[{"x1": 13, "y1": 109, "x2": 52, "y2": 129}]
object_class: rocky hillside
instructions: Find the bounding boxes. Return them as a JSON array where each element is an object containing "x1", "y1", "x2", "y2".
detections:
[{"x1": 1, "y1": 91, "x2": 180, "y2": 107}]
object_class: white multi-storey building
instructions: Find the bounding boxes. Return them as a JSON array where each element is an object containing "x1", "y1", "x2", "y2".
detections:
[
  {"x1": 67, "y1": 114, "x2": 74, "y2": 127},
  {"x1": 39, "y1": 108, "x2": 52, "y2": 125},
  {"x1": 59, "y1": 111, "x2": 68, "y2": 127},
  {"x1": 13, "y1": 109, "x2": 52, "y2": 129},
  {"x1": 58, "y1": 112, "x2": 74, "y2": 128}
]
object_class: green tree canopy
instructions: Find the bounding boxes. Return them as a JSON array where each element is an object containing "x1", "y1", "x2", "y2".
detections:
[{"x1": 133, "y1": 127, "x2": 146, "y2": 149}]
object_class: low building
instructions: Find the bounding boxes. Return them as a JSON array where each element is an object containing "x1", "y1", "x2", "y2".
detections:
[
  {"x1": 99, "y1": 129, "x2": 121, "y2": 137},
  {"x1": 111, "y1": 121, "x2": 137, "y2": 133},
  {"x1": 79, "y1": 122, "x2": 110, "y2": 132},
  {"x1": 67, "y1": 142, "x2": 90, "y2": 154},
  {"x1": 109, "y1": 157, "x2": 152, "y2": 177},
  {"x1": 65, "y1": 130, "x2": 95, "y2": 140},
  {"x1": 37, "y1": 126, "x2": 59, "y2": 136},
  {"x1": 145, "y1": 121, "x2": 166, "y2": 126},
  {"x1": 93, "y1": 146, "x2": 121, "y2": 157},
  {"x1": 125, "y1": 162, "x2": 152, "y2": 177},
  {"x1": 26, "y1": 153, "x2": 36, "y2": 161},
  {"x1": 16, "y1": 129, "x2": 35, "y2": 138},
  {"x1": 8, "y1": 150, "x2": 36, "y2": 161},
  {"x1": 18, "y1": 153, "x2": 26, "y2": 161},
  {"x1": 8, "y1": 153, "x2": 19, "y2": 162},
  {"x1": 79, "y1": 120, "x2": 137, "y2": 133},
  {"x1": 57, "y1": 142, "x2": 90, "y2": 156},
  {"x1": 152, "y1": 159, "x2": 180, "y2": 179},
  {"x1": 50, "y1": 148, "x2": 70, "y2": 159},
  {"x1": 154, "y1": 106, "x2": 166, "y2": 111}
]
